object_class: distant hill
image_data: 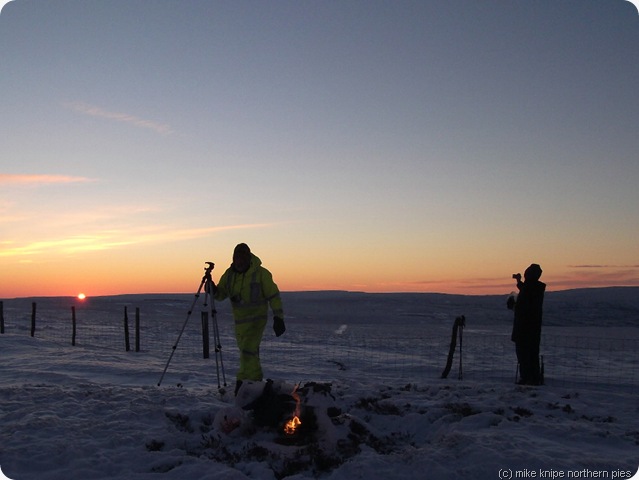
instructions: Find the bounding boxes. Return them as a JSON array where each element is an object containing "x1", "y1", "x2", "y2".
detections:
[
  {"x1": 279, "y1": 287, "x2": 639, "y2": 327},
  {"x1": 543, "y1": 286, "x2": 639, "y2": 327},
  {"x1": 3, "y1": 287, "x2": 637, "y2": 328}
]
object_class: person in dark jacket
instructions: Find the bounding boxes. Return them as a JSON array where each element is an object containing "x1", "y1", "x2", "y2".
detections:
[{"x1": 511, "y1": 263, "x2": 546, "y2": 385}]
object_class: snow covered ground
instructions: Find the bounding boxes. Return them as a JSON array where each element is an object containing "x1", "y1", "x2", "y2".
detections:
[{"x1": 1, "y1": 288, "x2": 638, "y2": 479}]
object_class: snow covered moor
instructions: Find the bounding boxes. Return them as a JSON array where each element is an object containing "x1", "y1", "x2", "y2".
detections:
[{"x1": 1, "y1": 288, "x2": 638, "y2": 479}]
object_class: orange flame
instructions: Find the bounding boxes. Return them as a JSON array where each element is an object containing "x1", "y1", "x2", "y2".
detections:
[
  {"x1": 284, "y1": 384, "x2": 302, "y2": 435},
  {"x1": 284, "y1": 415, "x2": 301, "y2": 435}
]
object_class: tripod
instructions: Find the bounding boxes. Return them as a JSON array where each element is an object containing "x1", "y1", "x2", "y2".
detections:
[{"x1": 157, "y1": 262, "x2": 227, "y2": 390}]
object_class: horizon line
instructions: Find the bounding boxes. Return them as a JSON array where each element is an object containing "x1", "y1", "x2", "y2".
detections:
[{"x1": 3, "y1": 284, "x2": 638, "y2": 300}]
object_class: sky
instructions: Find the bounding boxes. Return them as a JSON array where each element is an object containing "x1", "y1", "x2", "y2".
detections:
[{"x1": 1, "y1": 0, "x2": 638, "y2": 298}]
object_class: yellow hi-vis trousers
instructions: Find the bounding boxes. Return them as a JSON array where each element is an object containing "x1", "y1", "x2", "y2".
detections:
[{"x1": 234, "y1": 315, "x2": 268, "y2": 381}]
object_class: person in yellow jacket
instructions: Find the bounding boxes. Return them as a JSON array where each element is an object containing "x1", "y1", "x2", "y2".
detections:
[{"x1": 212, "y1": 243, "x2": 285, "y2": 394}]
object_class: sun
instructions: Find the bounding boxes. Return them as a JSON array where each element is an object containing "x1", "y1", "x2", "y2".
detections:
[{"x1": 77, "y1": 293, "x2": 87, "y2": 300}]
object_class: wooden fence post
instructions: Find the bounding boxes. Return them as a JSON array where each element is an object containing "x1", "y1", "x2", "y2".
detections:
[
  {"x1": 123, "y1": 306, "x2": 130, "y2": 352},
  {"x1": 201, "y1": 311, "x2": 210, "y2": 359},
  {"x1": 1, "y1": 301, "x2": 4, "y2": 334},
  {"x1": 135, "y1": 307, "x2": 140, "y2": 352},
  {"x1": 71, "y1": 306, "x2": 77, "y2": 346},
  {"x1": 31, "y1": 302, "x2": 36, "y2": 337}
]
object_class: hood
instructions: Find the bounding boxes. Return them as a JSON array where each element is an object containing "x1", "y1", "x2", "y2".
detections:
[
  {"x1": 248, "y1": 253, "x2": 262, "y2": 270},
  {"x1": 232, "y1": 253, "x2": 262, "y2": 274},
  {"x1": 524, "y1": 263, "x2": 542, "y2": 282}
]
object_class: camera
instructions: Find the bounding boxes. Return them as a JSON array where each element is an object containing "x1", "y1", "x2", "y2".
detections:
[{"x1": 512, "y1": 273, "x2": 521, "y2": 281}]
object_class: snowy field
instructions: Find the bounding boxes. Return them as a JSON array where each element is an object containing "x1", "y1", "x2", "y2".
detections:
[{"x1": 1, "y1": 288, "x2": 638, "y2": 479}]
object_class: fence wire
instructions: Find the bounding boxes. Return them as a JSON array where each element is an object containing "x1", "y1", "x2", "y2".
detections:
[{"x1": 1, "y1": 302, "x2": 637, "y2": 393}]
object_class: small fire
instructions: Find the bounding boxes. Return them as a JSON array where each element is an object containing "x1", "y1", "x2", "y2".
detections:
[
  {"x1": 284, "y1": 415, "x2": 301, "y2": 435},
  {"x1": 284, "y1": 384, "x2": 302, "y2": 435}
]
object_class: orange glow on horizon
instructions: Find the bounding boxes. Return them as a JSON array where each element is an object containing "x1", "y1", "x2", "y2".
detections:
[
  {"x1": 1, "y1": 272, "x2": 637, "y2": 298},
  {"x1": 1, "y1": 251, "x2": 638, "y2": 298}
]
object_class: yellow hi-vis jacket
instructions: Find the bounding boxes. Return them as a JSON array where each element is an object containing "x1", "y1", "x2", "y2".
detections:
[{"x1": 214, "y1": 254, "x2": 283, "y2": 381}]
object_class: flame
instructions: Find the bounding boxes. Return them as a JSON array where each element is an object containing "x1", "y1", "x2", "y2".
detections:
[
  {"x1": 284, "y1": 415, "x2": 301, "y2": 435},
  {"x1": 284, "y1": 383, "x2": 302, "y2": 435}
]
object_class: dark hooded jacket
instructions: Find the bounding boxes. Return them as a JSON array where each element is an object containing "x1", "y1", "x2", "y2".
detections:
[{"x1": 511, "y1": 264, "x2": 546, "y2": 344}]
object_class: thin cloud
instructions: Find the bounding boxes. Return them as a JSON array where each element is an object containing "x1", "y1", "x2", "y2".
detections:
[
  {"x1": 0, "y1": 223, "x2": 274, "y2": 257},
  {"x1": 0, "y1": 236, "x2": 133, "y2": 257},
  {"x1": 549, "y1": 265, "x2": 639, "y2": 290},
  {"x1": 63, "y1": 101, "x2": 174, "y2": 135},
  {"x1": 132, "y1": 224, "x2": 275, "y2": 243},
  {"x1": 569, "y1": 264, "x2": 639, "y2": 269},
  {"x1": 0, "y1": 174, "x2": 94, "y2": 185}
]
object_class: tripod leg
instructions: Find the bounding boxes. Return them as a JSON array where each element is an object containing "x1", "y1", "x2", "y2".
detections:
[
  {"x1": 157, "y1": 274, "x2": 208, "y2": 386},
  {"x1": 205, "y1": 278, "x2": 226, "y2": 390},
  {"x1": 213, "y1": 310, "x2": 226, "y2": 388},
  {"x1": 203, "y1": 285, "x2": 220, "y2": 388}
]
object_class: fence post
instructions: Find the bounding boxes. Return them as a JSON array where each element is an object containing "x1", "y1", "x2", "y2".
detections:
[
  {"x1": 71, "y1": 306, "x2": 77, "y2": 346},
  {"x1": 1, "y1": 301, "x2": 4, "y2": 334},
  {"x1": 31, "y1": 302, "x2": 36, "y2": 337},
  {"x1": 201, "y1": 311, "x2": 210, "y2": 359},
  {"x1": 123, "y1": 306, "x2": 130, "y2": 352},
  {"x1": 135, "y1": 307, "x2": 140, "y2": 352}
]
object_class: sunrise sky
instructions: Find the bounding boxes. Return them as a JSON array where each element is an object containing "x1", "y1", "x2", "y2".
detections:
[{"x1": 1, "y1": 0, "x2": 638, "y2": 298}]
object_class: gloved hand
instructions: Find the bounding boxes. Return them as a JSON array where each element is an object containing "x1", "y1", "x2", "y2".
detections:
[{"x1": 273, "y1": 316, "x2": 286, "y2": 337}]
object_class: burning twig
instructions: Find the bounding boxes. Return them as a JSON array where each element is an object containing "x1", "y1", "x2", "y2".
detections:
[{"x1": 284, "y1": 383, "x2": 302, "y2": 435}]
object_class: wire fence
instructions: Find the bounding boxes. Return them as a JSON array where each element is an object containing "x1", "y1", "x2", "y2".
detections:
[
  {"x1": 263, "y1": 324, "x2": 639, "y2": 393},
  {"x1": 1, "y1": 300, "x2": 637, "y2": 393}
]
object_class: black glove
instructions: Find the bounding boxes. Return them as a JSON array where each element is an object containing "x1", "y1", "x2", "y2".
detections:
[{"x1": 273, "y1": 316, "x2": 285, "y2": 337}]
